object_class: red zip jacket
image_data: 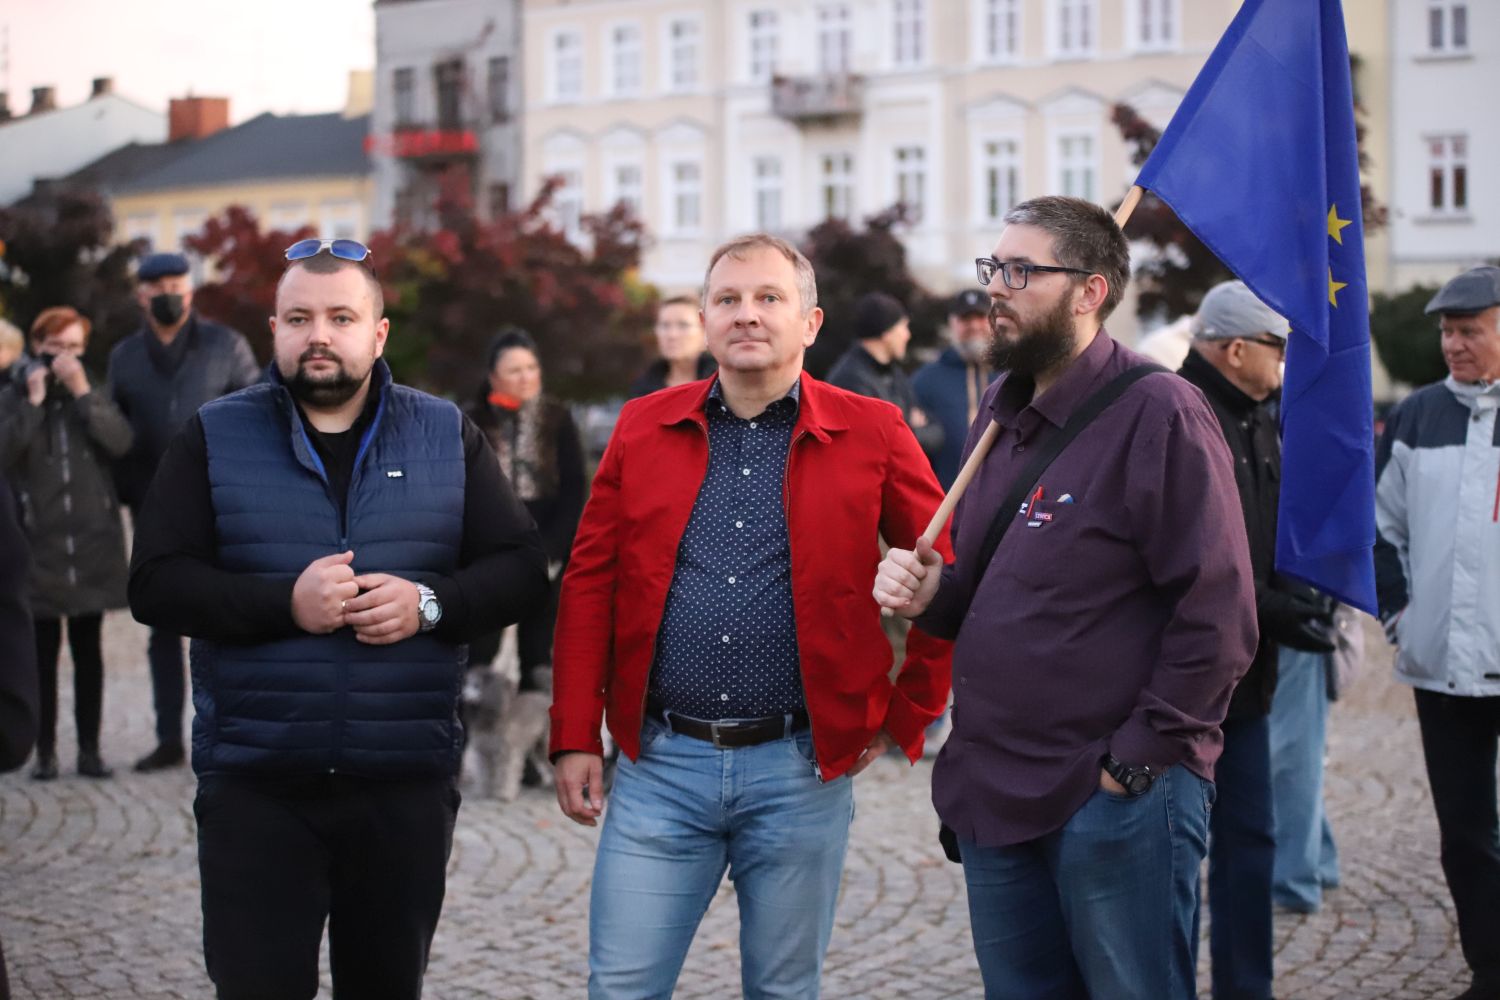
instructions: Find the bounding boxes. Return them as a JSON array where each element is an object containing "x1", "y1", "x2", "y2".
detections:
[{"x1": 550, "y1": 374, "x2": 954, "y2": 780}]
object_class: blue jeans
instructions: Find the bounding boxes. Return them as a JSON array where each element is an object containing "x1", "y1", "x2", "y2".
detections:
[
  {"x1": 1198, "y1": 714, "x2": 1275, "y2": 1000},
  {"x1": 588, "y1": 717, "x2": 854, "y2": 1000},
  {"x1": 959, "y1": 766, "x2": 1212, "y2": 1000},
  {"x1": 1268, "y1": 647, "x2": 1339, "y2": 911}
]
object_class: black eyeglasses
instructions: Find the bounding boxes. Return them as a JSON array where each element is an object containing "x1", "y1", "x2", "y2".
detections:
[
  {"x1": 975, "y1": 257, "x2": 1094, "y2": 291},
  {"x1": 284, "y1": 238, "x2": 372, "y2": 263},
  {"x1": 1244, "y1": 336, "x2": 1287, "y2": 355}
]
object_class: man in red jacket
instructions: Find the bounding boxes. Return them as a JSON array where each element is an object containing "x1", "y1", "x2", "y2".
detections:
[{"x1": 551, "y1": 233, "x2": 951, "y2": 998}]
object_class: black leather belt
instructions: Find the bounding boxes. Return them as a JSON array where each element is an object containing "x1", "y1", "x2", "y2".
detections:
[{"x1": 648, "y1": 699, "x2": 809, "y2": 749}]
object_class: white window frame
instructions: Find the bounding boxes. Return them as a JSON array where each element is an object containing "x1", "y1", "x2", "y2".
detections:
[
  {"x1": 1048, "y1": 0, "x2": 1098, "y2": 60},
  {"x1": 892, "y1": 0, "x2": 927, "y2": 68},
  {"x1": 1426, "y1": 133, "x2": 1469, "y2": 214},
  {"x1": 319, "y1": 199, "x2": 363, "y2": 240},
  {"x1": 606, "y1": 160, "x2": 645, "y2": 216},
  {"x1": 269, "y1": 202, "x2": 310, "y2": 233},
  {"x1": 974, "y1": 0, "x2": 1022, "y2": 64},
  {"x1": 663, "y1": 16, "x2": 702, "y2": 93},
  {"x1": 173, "y1": 210, "x2": 209, "y2": 281},
  {"x1": 817, "y1": 3, "x2": 853, "y2": 74},
  {"x1": 1052, "y1": 130, "x2": 1098, "y2": 203},
  {"x1": 975, "y1": 136, "x2": 1022, "y2": 226},
  {"x1": 820, "y1": 152, "x2": 856, "y2": 221},
  {"x1": 753, "y1": 156, "x2": 784, "y2": 231},
  {"x1": 893, "y1": 145, "x2": 927, "y2": 225},
  {"x1": 1426, "y1": 2, "x2": 1470, "y2": 54},
  {"x1": 609, "y1": 22, "x2": 644, "y2": 97},
  {"x1": 1126, "y1": 0, "x2": 1179, "y2": 54},
  {"x1": 548, "y1": 28, "x2": 584, "y2": 104},
  {"x1": 664, "y1": 157, "x2": 705, "y2": 236},
  {"x1": 747, "y1": 9, "x2": 780, "y2": 83},
  {"x1": 551, "y1": 168, "x2": 585, "y2": 243},
  {"x1": 124, "y1": 213, "x2": 158, "y2": 250}
]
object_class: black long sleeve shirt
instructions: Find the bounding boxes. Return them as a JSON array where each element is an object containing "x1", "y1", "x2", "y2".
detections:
[{"x1": 128, "y1": 398, "x2": 549, "y2": 645}]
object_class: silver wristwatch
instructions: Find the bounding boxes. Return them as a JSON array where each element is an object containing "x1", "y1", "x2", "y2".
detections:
[{"x1": 414, "y1": 583, "x2": 442, "y2": 632}]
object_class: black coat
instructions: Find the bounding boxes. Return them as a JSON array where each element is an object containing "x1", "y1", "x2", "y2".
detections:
[
  {"x1": 0, "y1": 471, "x2": 38, "y2": 772},
  {"x1": 0, "y1": 377, "x2": 133, "y2": 618},
  {"x1": 627, "y1": 352, "x2": 717, "y2": 399},
  {"x1": 467, "y1": 392, "x2": 586, "y2": 564},
  {"x1": 824, "y1": 344, "x2": 945, "y2": 457}
]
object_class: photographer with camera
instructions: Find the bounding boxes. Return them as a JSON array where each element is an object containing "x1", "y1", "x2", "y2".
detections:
[{"x1": 0, "y1": 307, "x2": 134, "y2": 781}]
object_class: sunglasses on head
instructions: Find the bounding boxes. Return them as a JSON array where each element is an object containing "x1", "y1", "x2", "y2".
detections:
[{"x1": 284, "y1": 238, "x2": 372, "y2": 263}]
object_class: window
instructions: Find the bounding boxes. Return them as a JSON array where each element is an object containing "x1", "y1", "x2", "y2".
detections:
[
  {"x1": 818, "y1": 4, "x2": 852, "y2": 74},
  {"x1": 124, "y1": 214, "x2": 158, "y2": 250},
  {"x1": 1055, "y1": 133, "x2": 1096, "y2": 202},
  {"x1": 753, "y1": 157, "x2": 783, "y2": 230},
  {"x1": 393, "y1": 67, "x2": 416, "y2": 127},
  {"x1": 1428, "y1": 2, "x2": 1469, "y2": 53},
  {"x1": 611, "y1": 23, "x2": 643, "y2": 96},
  {"x1": 434, "y1": 58, "x2": 464, "y2": 130},
  {"x1": 748, "y1": 10, "x2": 779, "y2": 82},
  {"x1": 611, "y1": 163, "x2": 644, "y2": 215},
  {"x1": 894, "y1": 146, "x2": 926, "y2": 224},
  {"x1": 981, "y1": 139, "x2": 1020, "y2": 223},
  {"x1": 1428, "y1": 134, "x2": 1469, "y2": 213},
  {"x1": 667, "y1": 18, "x2": 700, "y2": 91},
  {"x1": 319, "y1": 199, "x2": 362, "y2": 240},
  {"x1": 551, "y1": 30, "x2": 583, "y2": 102},
  {"x1": 554, "y1": 169, "x2": 584, "y2": 240},
  {"x1": 982, "y1": 0, "x2": 1021, "y2": 61},
  {"x1": 488, "y1": 56, "x2": 511, "y2": 123},
  {"x1": 893, "y1": 0, "x2": 926, "y2": 67},
  {"x1": 668, "y1": 160, "x2": 703, "y2": 233},
  {"x1": 488, "y1": 182, "x2": 512, "y2": 219},
  {"x1": 1132, "y1": 0, "x2": 1177, "y2": 51},
  {"x1": 821, "y1": 153, "x2": 855, "y2": 221},
  {"x1": 270, "y1": 202, "x2": 310, "y2": 233},
  {"x1": 1052, "y1": 0, "x2": 1096, "y2": 57}
]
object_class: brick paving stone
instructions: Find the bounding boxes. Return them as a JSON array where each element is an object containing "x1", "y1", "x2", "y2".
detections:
[{"x1": 0, "y1": 612, "x2": 1481, "y2": 998}]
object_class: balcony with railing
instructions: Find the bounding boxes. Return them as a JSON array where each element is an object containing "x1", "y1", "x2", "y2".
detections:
[{"x1": 770, "y1": 73, "x2": 864, "y2": 123}]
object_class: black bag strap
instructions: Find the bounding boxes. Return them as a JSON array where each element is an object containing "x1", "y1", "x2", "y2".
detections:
[{"x1": 969, "y1": 363, "x2": 1168, "y2": 595}]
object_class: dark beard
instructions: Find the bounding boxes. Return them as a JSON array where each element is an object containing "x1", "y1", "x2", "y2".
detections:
[
  {"x1": 984, "y1": 295, "x2": 1078, "y2": 377},
  {"x1": 282, "y1": 351, "x2": 366, "y2": 407}
]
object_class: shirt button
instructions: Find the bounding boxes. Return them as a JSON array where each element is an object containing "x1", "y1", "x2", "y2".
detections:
[
  {"x1": 742, "y1": 467, "x2": 751, "y2": 475},
  {"x1": 960, "y1": 675, "x2": 968, "y2": 684},
  {"x1": 1015, "y1": 444, "x2": 1026, "y2": 452},
  {"x1": 736, "y1": 520, "x2": 744, "y2": 528},
  {"x1": 722, "y1": 635, "x2": 731, "y2": 643},
  {"x1": 750, "y1": 421, "x2": 758, "y2": 429},
  {"x1": 721, "y1": 693, "x2": 730, "y2": 701},
  {"x1": 728, "y1": 575, "x2": 737, "y2": 584}
]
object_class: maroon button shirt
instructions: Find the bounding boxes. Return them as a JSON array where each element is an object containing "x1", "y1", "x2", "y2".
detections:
[{"x1": 918, "y1": 331, "x2": 1257, "y2": 848}]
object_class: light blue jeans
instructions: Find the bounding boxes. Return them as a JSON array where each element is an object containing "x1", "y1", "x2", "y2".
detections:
[
  {"x1": 1268, "y1": 646, "x2": 1340, "y2": 911},
  {"x1": 588, "y1": 717, "x2": 855, "y2": 1000},
  {"x1": 959, "y1": 766, "x2": 1213, "y2": 1000}
]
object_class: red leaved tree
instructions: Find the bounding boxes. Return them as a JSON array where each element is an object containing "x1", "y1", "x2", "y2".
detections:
[{"x1": 185, "y1": 206, "x2": 315, "y2": 364}]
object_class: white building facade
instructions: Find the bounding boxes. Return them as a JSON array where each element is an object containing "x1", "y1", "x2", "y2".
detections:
[
  {"x1": 0, "y1": 87, "x2": 165, "y2": 206},
  {"x1": 521, "y1": 0, "x2": 1245, "y2": 317},
  {"x1": 371, "y1": 0, "x2": 523, "y2": 228}
]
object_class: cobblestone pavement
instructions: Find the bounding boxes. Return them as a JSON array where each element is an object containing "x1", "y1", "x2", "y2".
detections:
[{"x1": 0, "y1": 613, "x2": 1477, "y2": 999}]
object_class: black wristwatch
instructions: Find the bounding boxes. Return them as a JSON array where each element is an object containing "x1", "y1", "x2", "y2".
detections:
[{"x1": 1102, "y1": 753, "x2": 1158, "y2": 797}]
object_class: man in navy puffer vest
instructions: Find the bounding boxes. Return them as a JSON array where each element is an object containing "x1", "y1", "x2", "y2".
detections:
[{"x1": 128, "y1": 243, "x2": 548, "y2": 999}]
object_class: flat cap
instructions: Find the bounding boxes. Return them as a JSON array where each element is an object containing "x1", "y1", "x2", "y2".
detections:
[
  {"x1": 137, "y1": 252, "x2": 190, "y2": 282},
  {"x1": 949, "y1": 288, "x2": 989, "y2": 316},
  {"x1": 1424, "y1": 265, "x2": 1500, "y2": 316},
  {"x1": 1191, "y1": 280, "x2": 1290, "y2": 341}
]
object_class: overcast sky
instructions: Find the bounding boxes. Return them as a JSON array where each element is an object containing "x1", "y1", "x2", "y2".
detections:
[{"x1": 2, "y1": 0, "x2": 375, "y2": 122}]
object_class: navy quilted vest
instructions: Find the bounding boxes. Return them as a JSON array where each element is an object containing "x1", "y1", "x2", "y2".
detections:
[{"x1": 190, "y1": 362, "x2": 467, "y2": 778}]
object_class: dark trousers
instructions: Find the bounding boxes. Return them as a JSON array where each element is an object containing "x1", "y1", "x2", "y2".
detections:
[
  {"x1": 1414, "y1": 689, "x2": 1500, "y2": 990},
  {"x1": 147, "y1": 627, "x2": 184, "y2": 747},
  {"x1": 468, "y1": 571, "x2": 560, "y2": 691},
  {"x1": 34, "y1": 615, "x2": 104, "y2": 756},
  {"x1": 1197, "y1": 713, "x2": 1275, "y2": 1000},
  {"x1": 195, "y1": 773, "x2": 461, "y2": 1000}
]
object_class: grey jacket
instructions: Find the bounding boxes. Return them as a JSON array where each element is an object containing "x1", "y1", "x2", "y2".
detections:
[
  {"x1": 0, "y1": 376, "x2": 134, "y2": 618},
  {"x1": 107, "y1": 315, "x2": 260, "y2": 508},
  {"x1": 1374, "y1": 376, "x2": 1500, "y2": 697}
]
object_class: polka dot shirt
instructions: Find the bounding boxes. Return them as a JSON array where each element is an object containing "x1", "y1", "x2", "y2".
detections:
[{"x1": 648, "y1": 378, "x2": 805, "y2": 720}]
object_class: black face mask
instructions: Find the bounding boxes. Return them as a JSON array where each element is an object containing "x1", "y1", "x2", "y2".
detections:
[{"x1": 149, "y1": 293, "x2": 186, "y2": 327}]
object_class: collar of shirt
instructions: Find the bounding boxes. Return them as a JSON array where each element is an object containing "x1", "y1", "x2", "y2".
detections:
[
  {"x1": 989, "y1": 327, "x2": 1115, "y2": 433},
  {"x1": 705, "y1": 375, "x2": 801, "y2": 423},
  {"x1": 1180, "y1": 346, "x2": 1264, "y2": 417}
]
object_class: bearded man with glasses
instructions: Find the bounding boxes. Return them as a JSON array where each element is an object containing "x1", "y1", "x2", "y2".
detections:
[
  {"x1": 128, "y1": 239, "x2": 549, "y2": 999},
  {"x1": 876, "y1": 197, "x2": 1257, "y2": 1000}
]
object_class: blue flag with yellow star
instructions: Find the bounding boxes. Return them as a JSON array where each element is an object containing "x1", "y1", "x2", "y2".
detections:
[{"x1": 1134, "y1": 0, "x2": 1376, "y2": 614}]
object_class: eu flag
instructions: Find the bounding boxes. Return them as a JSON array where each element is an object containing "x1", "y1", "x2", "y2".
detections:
[{"x1": 1134, "y1": 0, "x2": 1376, "y2": 614}]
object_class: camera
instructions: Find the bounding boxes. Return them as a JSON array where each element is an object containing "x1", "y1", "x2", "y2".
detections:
[{"x1": 23, "y1": 352, "x2": 58, "y2": 382}]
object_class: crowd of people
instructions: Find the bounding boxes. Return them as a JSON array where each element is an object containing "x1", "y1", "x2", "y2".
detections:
[{"x1": 0, "y1": 212, "x2": 1496, "y2": 1000}]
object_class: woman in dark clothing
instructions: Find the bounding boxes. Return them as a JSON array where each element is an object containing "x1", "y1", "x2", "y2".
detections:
[
  {"x1": 0, "y1": 307, "x2": 134, "y2": 780},
  {"x1": 466, "y1": 329, "x2": 586, "y2": 687}
]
